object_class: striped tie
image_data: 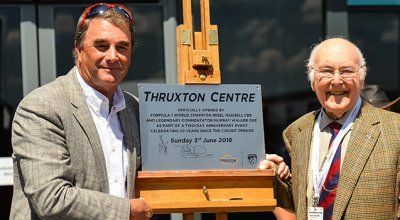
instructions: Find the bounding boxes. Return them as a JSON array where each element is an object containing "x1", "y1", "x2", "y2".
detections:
[{"x1": 318, "y1": 121, "x2": 342, "y2": 220}]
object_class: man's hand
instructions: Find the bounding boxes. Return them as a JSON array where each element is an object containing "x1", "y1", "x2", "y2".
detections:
[
  {"x1": 130, "y1": 198, "x2": 153, "y2": 220},
  {"x1": 258, "y1": 154, "x2": 292, "y2": 180}
]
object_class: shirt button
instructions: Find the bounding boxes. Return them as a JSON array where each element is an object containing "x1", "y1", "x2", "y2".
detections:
[
  {"x1": 112, "y1": 148, "x2": 116, "y2": 152},
  {"x1": 114, "y1": 179, "x2": 118, "y2": 183}
]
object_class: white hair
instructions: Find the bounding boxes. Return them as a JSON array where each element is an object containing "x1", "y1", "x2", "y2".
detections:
[{"x1": 306, "y1": 38, "x2": 367, "y2": 85}]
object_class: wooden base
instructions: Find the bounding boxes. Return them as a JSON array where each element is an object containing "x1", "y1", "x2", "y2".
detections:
[{"x1": 136, "y1": 169, "x2": 276, "y2": 214}]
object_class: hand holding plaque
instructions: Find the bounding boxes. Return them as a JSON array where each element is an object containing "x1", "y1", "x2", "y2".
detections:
[{"x1": 258, "y1": 154, "x2": 292, "y2": 180}]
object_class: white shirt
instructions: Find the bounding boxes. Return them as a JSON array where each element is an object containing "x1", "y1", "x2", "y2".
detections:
[{"x1": 76, "y1": 69, "x2": 128, "y2": 198}]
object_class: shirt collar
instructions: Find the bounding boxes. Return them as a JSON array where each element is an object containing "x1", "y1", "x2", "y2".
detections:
[
  {"x1": 75, "y1": 68, "x2": 126, "y2": 115},
  {"x1": 320, "y1": 107, "x2": 351, "y2": 130}
]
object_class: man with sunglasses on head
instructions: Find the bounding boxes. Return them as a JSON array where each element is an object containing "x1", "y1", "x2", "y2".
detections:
[
  {"x1": 11, "y1": 3, "x2": 152, "y2": 219},
  {"x1": 272, "y1": 38, "x2": 400, "y2": 219}
]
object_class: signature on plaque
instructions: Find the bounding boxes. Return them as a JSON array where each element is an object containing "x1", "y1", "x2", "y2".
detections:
[
  {"x1": 158, "y1": 135, "x2": 169, "y2": 155},
  {"x1": 174, "y1": 144, "x2": 213, "y2": 158},
  {"x1": 158, "y1": 135, "x2": 213, "y2": 158}
]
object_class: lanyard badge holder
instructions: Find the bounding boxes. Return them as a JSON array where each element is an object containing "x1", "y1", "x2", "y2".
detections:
[
  {"x1": 308, "y1": 97, "x2": 362, "y2": 220},
  {"x1": 308, "y1": 194, "x2": 323, "y2": 220}
]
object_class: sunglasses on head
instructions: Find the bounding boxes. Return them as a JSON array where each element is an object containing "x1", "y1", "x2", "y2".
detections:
[{"x1": 80, "y1": 3, "x2": 133, "y2": 27}]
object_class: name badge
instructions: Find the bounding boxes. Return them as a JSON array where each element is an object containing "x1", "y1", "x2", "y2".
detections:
[{"x1": 308, "y1": 207, "x2": 323, "y2": 220}]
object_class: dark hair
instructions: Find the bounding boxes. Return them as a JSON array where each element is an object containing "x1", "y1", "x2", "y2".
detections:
[{"x1": 72, "y1": 9, "x2": 135, "y2": 60}]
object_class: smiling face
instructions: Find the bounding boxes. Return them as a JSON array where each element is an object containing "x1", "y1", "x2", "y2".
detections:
[
  {"x1": 75, "y1": 18, "x2": 132, "y2": 100},
  {"x1": 311, "y1": 39, "x2": 364, "y2": 119}
]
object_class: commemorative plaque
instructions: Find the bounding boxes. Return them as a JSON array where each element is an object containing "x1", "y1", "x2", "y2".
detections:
[{"x1": 139, "y1": 83, "x2": 266, "y2": 170}]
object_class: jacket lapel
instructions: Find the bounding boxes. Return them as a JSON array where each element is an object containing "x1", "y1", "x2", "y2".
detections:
[
  {"x1": 296, "y1": 112, "x2": 317, "y2": 219},
  {"x1": 119, "y1": 94, "x2": 140, "y2": 198},
  {"x1": 119, "y1": 108, "x2": 135, "y2": 198},
  {"x1": 67, "y1": 67, "x2": 109, "y2": 193},
  {"x1": 332, "y1": 103, "x2": 380, "y2": 219}
]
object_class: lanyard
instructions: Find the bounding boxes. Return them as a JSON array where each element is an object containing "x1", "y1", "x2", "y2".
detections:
[{"x1": 311, "y1": 97, "x2": 361, "y2": 207}]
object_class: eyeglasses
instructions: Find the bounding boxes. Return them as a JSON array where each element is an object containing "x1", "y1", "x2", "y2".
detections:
[
  {"x1": 312, "y1": 65, "x2": 364, "y2": 81},
  {"x1": 80, "y1": 3, "x2": 133, "y2": 27}
]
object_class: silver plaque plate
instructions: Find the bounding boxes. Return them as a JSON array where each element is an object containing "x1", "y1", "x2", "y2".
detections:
[{"x1": 138, "y1": 84, "x2": 265, "y2": 171}]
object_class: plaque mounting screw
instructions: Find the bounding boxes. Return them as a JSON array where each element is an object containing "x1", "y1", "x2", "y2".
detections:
[
  {"x1": 199, "y1": 73, "x2": 207, "y2": 81},
  {"x1": 202, "y1": 186, "x2": 210, "y2": 201}
]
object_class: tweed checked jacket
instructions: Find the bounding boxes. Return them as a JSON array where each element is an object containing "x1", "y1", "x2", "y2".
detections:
[
  {"x1": 281, "y1": 102, "x2": 400, "y2": 220},
  {"x1": 10, "y1": 67, "x2": 141, "y2": 219}
]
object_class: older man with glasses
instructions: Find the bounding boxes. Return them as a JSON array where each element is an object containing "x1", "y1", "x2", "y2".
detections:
[
  {"x1": 274, "y1": 38, "x2": 400, "y2": 219},
  {"x1": 10, "y1": 3, "x2": 152, "y2": 219}
]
